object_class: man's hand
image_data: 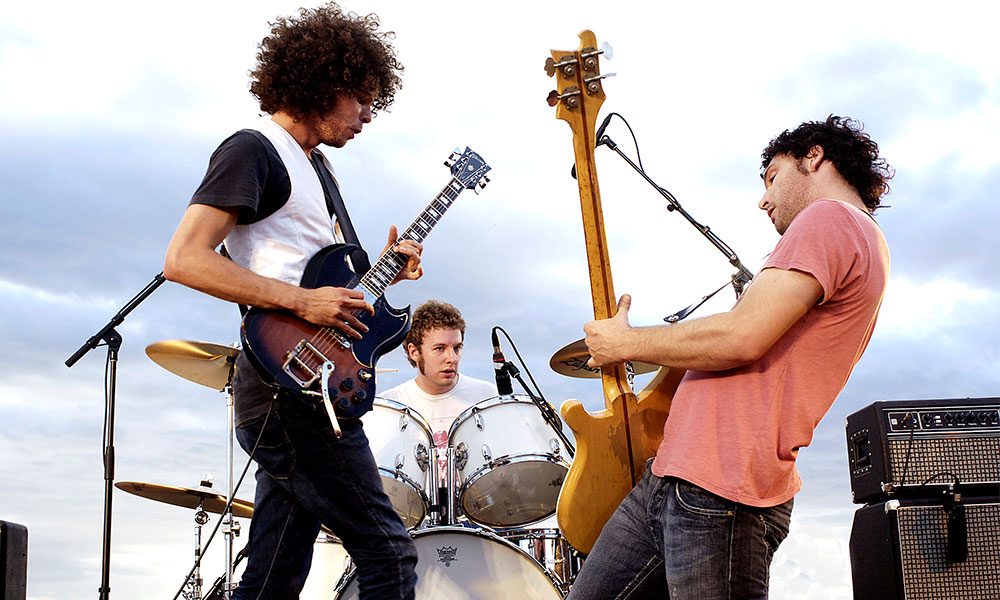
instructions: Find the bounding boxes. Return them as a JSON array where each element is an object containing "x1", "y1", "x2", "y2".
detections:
[
  {"x1": 382, "y1": 225, "x2": 424, "y2": 284},
  {"x1": 584, "y1": 294, "x2": 634, "y2": 368},
  {"x1": 296, "y1": 287, "x2": 373, "y2": 339}
]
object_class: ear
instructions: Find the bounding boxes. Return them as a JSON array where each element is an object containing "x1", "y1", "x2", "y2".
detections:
[
  {"x1": 406, "y1": 342, "x2": 420, "y2": 362},
  {"x1": 805, "y1": 145, "x2": 825, "y2": 172}
]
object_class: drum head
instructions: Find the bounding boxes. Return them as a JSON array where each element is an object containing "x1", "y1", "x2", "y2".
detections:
[
  {"x1": 380, "y1": 473, "x2": 427, "y2": 530},
  {"x1": 335, "y1": 527, "x2": 562, "y2": 599},
  {"x1": 461, "y1": 458, "x2": 566, "y2": 527}
]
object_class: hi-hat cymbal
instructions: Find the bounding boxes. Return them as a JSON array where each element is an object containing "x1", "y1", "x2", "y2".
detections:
[
  {"x1": 146, "y1": 340, "x2": 239, "y2": 391},
  {"x1": 549, "y1": 338, "x2": 659, "y2": 379},
  {"x1": 115, "y1": 480, "x2": 254, "y2": 519}
]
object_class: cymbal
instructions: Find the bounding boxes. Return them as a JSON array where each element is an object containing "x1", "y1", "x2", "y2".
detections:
[
  {"x1": 115, "y1": 480, "x2": 254, "y2": 519},
  {"x1": 146, "y1": 339, "x2": 239, "y2": 391},
  {"x1": 549, "y1": 338, "x2": 659, "y2": 379}
]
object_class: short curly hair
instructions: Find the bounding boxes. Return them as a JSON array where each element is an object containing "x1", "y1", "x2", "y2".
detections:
[
  {"x1": 403, "y1": 300, "x2": 466, "y2": 367},
  {"x1": 761, "y1": 115, "x2": 893, "y2": 211},
  {"x1": 249, "y1": 2, "x2": 402, "y2": 119}
]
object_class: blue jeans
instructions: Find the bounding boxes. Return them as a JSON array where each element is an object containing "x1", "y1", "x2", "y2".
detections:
[
  {"x1": 567, "y1": 462, "x2": 792, "y2": 600},
  {"x1": 231, "y1": 397, "x2": 417, "y2": 600}
]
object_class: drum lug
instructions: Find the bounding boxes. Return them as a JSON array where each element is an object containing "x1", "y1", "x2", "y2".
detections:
[
  {"x1": 394, "y1": 452, "x2": 405, "y2": 471},
  {"x1": 474, "y1": 412, "x2": 484, "y2": 431},
  {"x1": 398, "y1": 412, "x2": 410, "y2": 431},
  {"x1": 550, "y1": 438, "x2": 561, "y2": 456},
  {"x1": 415, "y1": 443, "x2": 430, "y2": 472},
  {"x1": 481, "y1": 444, "x2": 492, "y2": 463},
  {"x1": 455, "y1": 442, "x2": 469, "y2": 471}
]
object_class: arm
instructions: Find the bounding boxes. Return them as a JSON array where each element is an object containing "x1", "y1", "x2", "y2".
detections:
[
  {"x1": 163, "y1": 203, "x2": 373, "y2": 336},
  {"x1": 584, "y1": 267, "x2": 824, "y2": 372}
]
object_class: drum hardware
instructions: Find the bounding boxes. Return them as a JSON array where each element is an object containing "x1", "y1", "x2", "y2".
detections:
[
  {"x1": 481, "y1": 444, "x2": 492, "y2": 462},
  {"x1": 454, "y1": 443, "x2": 469, "y2": 471},
  {"x1": 145, "y1": 338, "x2": 242, "y2": 598}
]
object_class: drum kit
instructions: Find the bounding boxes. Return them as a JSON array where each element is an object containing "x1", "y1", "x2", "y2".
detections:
[{"x1": 119, "y1": 336, "x2": 623, "y2": 599}]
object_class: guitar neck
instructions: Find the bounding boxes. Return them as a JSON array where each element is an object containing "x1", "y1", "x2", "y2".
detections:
[{"x1": 359, "y1": 177, "x2": 464, "y2": 298}]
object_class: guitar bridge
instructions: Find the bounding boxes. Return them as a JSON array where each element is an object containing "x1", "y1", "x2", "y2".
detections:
[{"x1": 282, "y1": 339, "x2": 330, "y2": 388}]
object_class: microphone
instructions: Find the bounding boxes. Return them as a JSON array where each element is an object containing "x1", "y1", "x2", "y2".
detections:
[
  {"x1": 571, "y1": 113, "x2": 615, "y2": 180},
  {"x1": 491, "y1": 328, "x2": 514, "y2": 396}
]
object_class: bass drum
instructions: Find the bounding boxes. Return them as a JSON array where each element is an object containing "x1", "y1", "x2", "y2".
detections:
[
  {"x1": 362, "y1": 397, "x2": 434, "y2": 529},
  {"x1": 334, "y1": 527, "x2": 563, "y2": 599},
  {"x1": 300, "y1": 534, "x2": 352, "y2": 599}
]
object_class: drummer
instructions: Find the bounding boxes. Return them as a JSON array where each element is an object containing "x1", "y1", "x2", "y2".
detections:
[{"x1": 380, "y1": 300, "x2": 497, "y2": 479}]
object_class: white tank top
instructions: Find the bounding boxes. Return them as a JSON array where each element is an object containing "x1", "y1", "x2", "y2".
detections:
[{"x1": 224, "y1": 118, "x2": 343, "y2": 285}]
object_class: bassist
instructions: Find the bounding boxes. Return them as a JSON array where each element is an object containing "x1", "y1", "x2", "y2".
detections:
[{"x1": 163, "y1": 4, "x2": 421, "y2": 598}]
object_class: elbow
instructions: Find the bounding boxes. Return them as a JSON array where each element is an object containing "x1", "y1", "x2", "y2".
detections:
[
  {"x1": 162, "y1": 245, "x2": 192, "y2": 285},
  {"x1": 725, "y1": 332, "x2": 770, "y2": 367}
]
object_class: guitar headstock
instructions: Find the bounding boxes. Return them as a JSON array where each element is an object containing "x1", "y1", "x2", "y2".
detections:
[
  {"x1": 545, "y1": 30, "x2": 611, "y2": 142},
  {"x1": 446, "y1": 147, "x2": 491, "y2": 190}
]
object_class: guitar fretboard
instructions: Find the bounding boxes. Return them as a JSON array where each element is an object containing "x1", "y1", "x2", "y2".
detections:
[{"x1": 358, "y1": 178, "x2": 464, "y2": 298}]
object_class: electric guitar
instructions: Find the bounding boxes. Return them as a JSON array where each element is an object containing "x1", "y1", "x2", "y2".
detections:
[
  {"x1": 545, "y1": 32, "x2": 685, "y2": 553},
  {"x1": 241, "y1": 148, "x2": 491, "y2": 431}
]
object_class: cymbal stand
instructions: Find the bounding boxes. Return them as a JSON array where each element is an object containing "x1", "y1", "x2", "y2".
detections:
[
  {"x1": 184, "y1": 503, "x2": 210, "y2": 600},
  {"x1": 222, "y1": 369, "x2": 239, "y2": 598}
]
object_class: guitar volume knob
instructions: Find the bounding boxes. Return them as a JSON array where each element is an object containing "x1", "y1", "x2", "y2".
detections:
[{"x1": 352, "y1": 390, "x2": 368, "y2": 404}]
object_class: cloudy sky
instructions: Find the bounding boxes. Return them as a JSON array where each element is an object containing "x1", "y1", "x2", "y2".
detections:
[{"x1": 2, "y1": 1, "x2": 998, "y2": 598}]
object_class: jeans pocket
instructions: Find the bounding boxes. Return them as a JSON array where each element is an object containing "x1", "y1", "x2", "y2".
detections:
[
  {"x1": 237, "y1": 411, "x2": 297, "y2": 480},
  {"x1": 672, "y1": 479, "x2": 734, "y2": 518}
]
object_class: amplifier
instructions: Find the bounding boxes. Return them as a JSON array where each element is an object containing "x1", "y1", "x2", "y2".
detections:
[
  {"x1": 849, "y1": 496, "x2": 1000, "y2": 600},
  {"x1": 845, "y1": 397, "x2": 1000, "y2": 504},
  {"x1": 1, "y1": 520, "x2": 27, "y2": 600}
]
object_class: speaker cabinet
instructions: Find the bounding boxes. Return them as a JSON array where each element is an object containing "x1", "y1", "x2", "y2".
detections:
[
  {"x1": 0, "y1": 521, "x2": 27, "y2": 600},
  {"x1": 850, "y1": 497, "x2": 1000, "y2": 599}
]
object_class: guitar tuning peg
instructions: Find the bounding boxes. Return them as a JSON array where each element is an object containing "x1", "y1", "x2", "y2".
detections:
[
  {"x1": 444, "y1": 158, "x2": 455, "y2": 167},
  {"x1": 600, "y1": 41, "x2": 614, "y2": 60},
  {"x1": 478, "y1": 176, "x2": 490, "y2": 189},
  {"x1": 544, "y1": 57, "x2": 557, "y2": 77}
]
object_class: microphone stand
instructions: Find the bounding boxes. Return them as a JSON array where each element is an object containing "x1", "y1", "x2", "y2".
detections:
[
  {"x1": 65, "y1": 272, "x2": 167, "y2": 600},
  {"x1": 502, "y1": 362, "x2": 576, "y2": 457},
  {"x1": 598, "y1": 135, "x2": 755, "y2": 299}
]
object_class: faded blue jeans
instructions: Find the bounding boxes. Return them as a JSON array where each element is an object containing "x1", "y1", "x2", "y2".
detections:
[
  {"x1": 231, "y1": 396, "x2": 417, "y2": 600},
  {"x1": 567, "y1": 462, "x2": 792, "y2": 600}
]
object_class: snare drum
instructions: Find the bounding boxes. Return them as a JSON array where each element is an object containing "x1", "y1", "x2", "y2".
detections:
[
  {"x1": 498, "y1": 527, "x2": 582, "y2": 594},
  {"x1": 448, "y1": 395, "x2": 570, "y2": 527},
  {"x1": 361, "y1": 398, "x2": 433, "y2": 529},
  {"x1": 334, "y1": 526, "x2": 563, "y2": 599}
]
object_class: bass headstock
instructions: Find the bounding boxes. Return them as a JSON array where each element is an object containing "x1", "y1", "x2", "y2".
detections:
[{"x1": 545, "y1": 30, "x2": 613, "y2": 143}]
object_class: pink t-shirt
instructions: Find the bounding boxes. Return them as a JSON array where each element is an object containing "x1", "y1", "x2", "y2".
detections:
[{"x1": 651, "y1": 199, "x2": 890, "y2": 507}]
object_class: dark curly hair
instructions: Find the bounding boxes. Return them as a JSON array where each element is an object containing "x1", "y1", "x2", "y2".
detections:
[
  {"x1": 249, "y1": 3, "x2": 402, "y2": 119},
  {"x1": 761, "y1": 115, "x2": 893, "y2": 211},
  {"x1": 403, "y1": 300, "x2": 466, "y2": 367}
]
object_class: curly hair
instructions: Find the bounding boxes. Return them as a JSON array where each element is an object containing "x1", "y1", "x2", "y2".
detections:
[
  {"x1": 249, "y1": 2, "x2": 402, "y2": 119},
  {"x1": 761, "y1": 115, "x2": 893, "y2": 211},
  {"x1": 403, "y1": 300, "x2": 466, "y2": 367}
]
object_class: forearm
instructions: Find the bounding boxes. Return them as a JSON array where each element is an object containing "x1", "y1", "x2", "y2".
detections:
[
  {"x1": 163, "y1": 245, "x2": 307, "y2": 313},
  {"x1": 622, "y1": 312, "x2": 759, "y2": 372}
]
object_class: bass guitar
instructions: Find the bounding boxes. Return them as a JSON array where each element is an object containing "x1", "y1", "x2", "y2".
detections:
[
  {"x1": 241, "y1": 147, "x2": 491, "y2": 434},
  {"x1": 545, "y1": 32, "x2": 685, "y2": 553}
]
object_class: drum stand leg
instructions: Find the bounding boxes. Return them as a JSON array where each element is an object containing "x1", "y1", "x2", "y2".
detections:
[
  {"x1": 445, "y1": 446, "x2": 457, "y2": 526},
  {"x1": 184, "y1": 506, "x2": 209, "y2": 600},
  {"x1": 222, "y1": 385, "x2": 239, "y2": 599}
]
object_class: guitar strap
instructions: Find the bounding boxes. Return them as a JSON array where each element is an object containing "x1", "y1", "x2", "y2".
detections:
[{"x1": 311, "y1": 152, "x2": 372, "y2": 275}]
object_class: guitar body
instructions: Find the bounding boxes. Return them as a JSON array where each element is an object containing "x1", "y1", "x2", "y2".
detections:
[
  {"x1": 239, "y1": 147, "x2": 491, "y2": 422},
  {"x1": 557, "y1": 367, "x2": 685, "y2": 552},
  {"x1": 241, "y1": 243, "x2": 410, "y2": 419},
  {"x1": 546, "y1": 31, "x2": 685, "y2": 553}
]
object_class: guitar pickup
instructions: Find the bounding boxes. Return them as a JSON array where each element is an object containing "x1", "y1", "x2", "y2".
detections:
[{"x1": 282, "y1": 339, "x2": 330, "y2": 388}]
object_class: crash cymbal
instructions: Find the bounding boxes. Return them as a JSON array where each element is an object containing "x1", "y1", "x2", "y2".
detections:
[
  {"x1": 146, "y1": 339, "x2": 239, "y2": 391},
  {"x1": 549, "y1": 338, "x2": 659, "y2": 379},
  {"x1": 115, "y1": 480, "x2": 254, "y2": 519}
]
